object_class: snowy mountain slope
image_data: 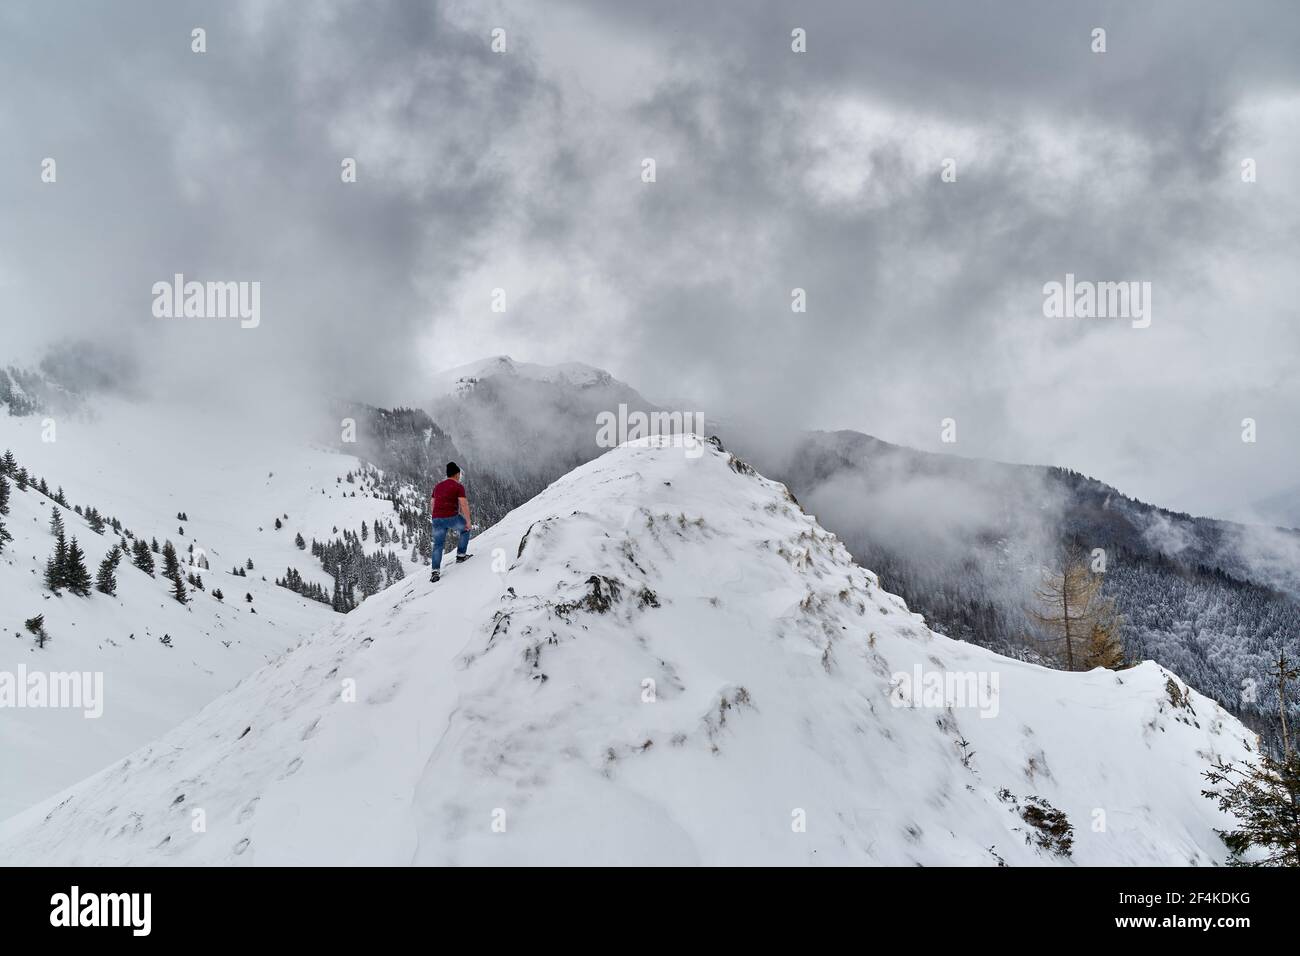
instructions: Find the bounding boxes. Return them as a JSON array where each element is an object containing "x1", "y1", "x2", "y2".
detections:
[
  {"x1": 393, "y1": 357, "x2": 1300, "y2": 747},
  {"x1": 0, "y1": 437, "x2": 1255, "y2": 865},
  {"x1": 0, "y1": 398, "x2": 424, "y2": 818},
  {"x1": 431, "y1": 355, "x2": 619, "y2": 395},
  {"x1": 424, "y1": 356, "x2": 664, "y2": 530}
]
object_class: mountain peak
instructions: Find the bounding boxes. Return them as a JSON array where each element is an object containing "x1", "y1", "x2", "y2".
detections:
[
  {"x1": 433, "y1": 356, "x2": 619, "y2": 395},
  {"x1": 0, "y1": 437, "x2": 1250, "y2": 865}
]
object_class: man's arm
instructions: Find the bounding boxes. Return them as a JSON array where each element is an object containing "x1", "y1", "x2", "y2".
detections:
[{"x1": 458, "y1": 496, "x2": 471, "y2": 526}]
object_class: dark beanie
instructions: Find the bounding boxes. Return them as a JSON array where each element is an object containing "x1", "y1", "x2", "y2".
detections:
[{"x1": 446, "y1": 461, "x2": 460, "y2": 478}]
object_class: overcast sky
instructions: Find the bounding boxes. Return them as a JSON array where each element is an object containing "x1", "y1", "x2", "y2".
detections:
[{"x1": 2, "y1": 0, "x2": 1298, "y2": 518}]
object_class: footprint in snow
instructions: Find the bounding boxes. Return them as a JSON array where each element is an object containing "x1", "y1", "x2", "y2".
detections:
[
  {"x1": 365, "y1": 681, "x2": 402, "y2": 705},
  {"x1": 237, "y1": 797, "x2": 260, "y2": 823}
]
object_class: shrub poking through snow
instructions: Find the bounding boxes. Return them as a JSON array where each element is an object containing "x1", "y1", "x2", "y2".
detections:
[
  {"x1": 999, "y1": 788, "x2": 1074, "y2": 857},
  {"x1": 24, "y1": 614, "x2": 47, "y2": 649}
]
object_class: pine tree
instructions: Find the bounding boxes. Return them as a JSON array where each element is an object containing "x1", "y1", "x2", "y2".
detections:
[
  {"x1": 162, "y1": 540, "x2": 187, "y2": 603},
  {"x1": 295, "y1": 531, "x2": 305, "y2": 549},
  {"x1": 1203, "y1": 752, "x2": 1300, "y2": 866},
  {"x1": 63, "y1": 536, "x2": 92, "y2": 596},
  {"x1": 131, "y1": 538, "x2": 155, "y2": 576},
  {"x1": 44, "y1": 521, "x2": 69, "y2": 592},
  {"x1": 151, "y1": 537, "x2": 160, "y2": 554},
  {"x1": 1202, "y1": 653, "x2": 1300, "y2": 866},
  {"x1": 49, "y1": 506, "x2": 65, "y2": 538},
  {"x1": 95, "y1": 545, "x2": 122, "y2": 595},
  {"x1": 170, "y1": 568, "x2": 188, "y2": 604},
  {"x1": 0, "y1": 449, "x2": 15, "y2": 475},
  {"x1": 0, "y1": 471, "x2": 11, "y2": 553},
  {"x1": 162, "y1": 540, "x2": 180, "y2": 579},
  {"x1": 15, "y1": 467, "x2": 27, "y2": 491}
]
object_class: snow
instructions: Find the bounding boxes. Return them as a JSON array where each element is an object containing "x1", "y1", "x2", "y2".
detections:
[
  {"x1": 431, "y1": 355, "x2": 615, "y2": 395},
  {"x1": 0, "y1": 435, "x2": 1255, "y2": 865},
  {"x1": 0, "y1": 398, "x2": 421, "y2": 818}
]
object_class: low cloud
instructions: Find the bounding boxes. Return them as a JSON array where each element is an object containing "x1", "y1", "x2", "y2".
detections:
[{"x1": 2, "y1": 1, "x2": 1298, "y2": 517}]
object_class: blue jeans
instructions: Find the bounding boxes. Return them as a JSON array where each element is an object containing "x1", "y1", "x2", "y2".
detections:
[{"x1": 431, "y1": 515, "x2": 470, "y2": 570}]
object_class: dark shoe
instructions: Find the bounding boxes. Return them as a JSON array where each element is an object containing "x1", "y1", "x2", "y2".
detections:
[
  {"x1": 455, "y1": 554, "x2": 473, "y2": 564},
  {"x1": 430, "y1": 570, "x2": 440, "y2": 583}
]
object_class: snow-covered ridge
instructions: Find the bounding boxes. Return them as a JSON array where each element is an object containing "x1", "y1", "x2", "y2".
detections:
[
  {"x1": 432, "y1": 355, "x2": 618, "y2": 395},
  {"x1": 0, "y1": 436, "x2": 1254, "y2": 865}
]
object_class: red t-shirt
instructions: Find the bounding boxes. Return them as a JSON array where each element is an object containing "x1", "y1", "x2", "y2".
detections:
[{"x1": 431, "y1": 478, "x2": 466, "y2": 518}]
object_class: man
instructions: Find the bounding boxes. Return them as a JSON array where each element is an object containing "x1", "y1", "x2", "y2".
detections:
[{"x1": 429, "y1": 461, "x2": 474, "y2": 582}]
